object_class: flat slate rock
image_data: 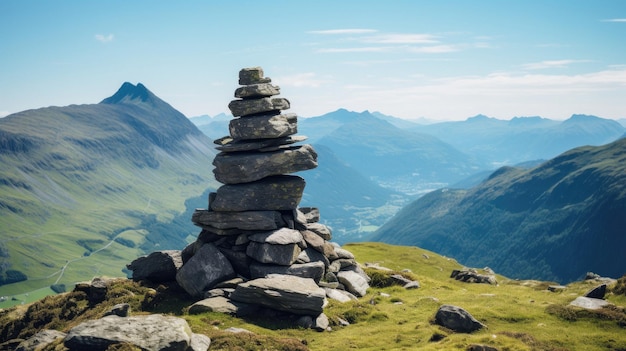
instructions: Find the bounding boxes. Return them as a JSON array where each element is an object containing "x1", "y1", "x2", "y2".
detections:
[
  {"x1": 16, "y1": 329, "x2": 66, "y2": 351},
  {"x1": 64, "y1": 314, "x2": 192, "y2": 351},
  {"x1": 230, "y1": 274, "x2": 326, "y2": 315},
  {"x1": 212, "y1": 144, "x2": 318, "y2": 184},
  {"x1": 210, "y1": 176, "x2": 305, "y2": 212},
  {"x1": 337, "y1": 270, "x2": 369, "y2": 297},
  {"x1": 250, "y1": 261, "x2": 325, "y2": 282},
  {"x1": 238, "y1": 67, "x2": 271, "y2": 85},
  {"x1": 228, "y1": 97, "x2": 290, "y2": 117},
  {"x1": 234, "y1": 83, "x2": 280, "y2": 98},
  {"x1": 246, "y1": 241, "x2": 301, "y2": 266},
  {"x1": 569, "y1": 296, "x2": 611, "y2": 310},
  {"x1": 192, "y1": 209, "x2": 283, "y2": 231},
  {"x1": 215, "y1": 135, "x2": 307, "y2": 152},
  {"x1": 229, "y1": 113, "x2": 297, "y2": 140},
  {"x1": 248, "y1": 227, "x2": 304, "y2": 245}
]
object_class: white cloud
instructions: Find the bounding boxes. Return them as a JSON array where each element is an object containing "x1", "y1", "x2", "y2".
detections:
[
  {"x1": 521, "y1": 59, "x2": 589, "y2": 70},
  {"x1": 0, "y1": 111, "x2": 9, "y2": 118},
  {"x1": 95, "y1": 33, "x2": 114, "y2": 43},
  {"x1": 363, "y1": 33, "x2": 438, "y2": 44},
  {"x1": 409, "y1": 45, "x2": 460, "y2": 54},
  {"x1": 602, "y1": 18, "x2": 626, "y2": 22},
  {"x1": 316, "y1": 46, "x2": 389, "y2": 53},
  {"x1": 308, "y1": 29, "x2": 378, "y2": 35}
]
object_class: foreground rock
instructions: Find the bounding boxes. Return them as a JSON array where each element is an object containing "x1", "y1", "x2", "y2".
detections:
[
  {"x1": 434, "y1": 305, "x2": 485, "y2": 333},
  {"x1": 64, "y1": 314, "x2": 202, "y2": 351},
  {"x1": 230, "y1": 274, "x2": 326, "y2": 315},
  {"x1": 16, "y1": 329, "x2": 66, "y2": 351}
]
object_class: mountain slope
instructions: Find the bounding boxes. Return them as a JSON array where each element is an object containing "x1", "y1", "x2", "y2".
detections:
[
  {"x1": 372, "y1": 137, "x2": 626, "y2": 283},
  {"x1": 0, "y1": 83, "x2": 219, "y2": 299}
]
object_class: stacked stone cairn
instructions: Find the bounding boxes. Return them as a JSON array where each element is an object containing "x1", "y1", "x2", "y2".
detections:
[{"x1": 127, "y1": 67, "x2": 370, "y2": 331}]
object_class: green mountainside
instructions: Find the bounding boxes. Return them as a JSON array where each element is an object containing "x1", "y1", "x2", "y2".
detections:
[
  {"x1": 0, "y1": 83, "x2": 219, "y2": 302},
  {"x1": 373, "y1": 137, "x2": 626, "y2": 283},
  {"x1": 1, "y1": 243, "x2": 625, "y2": 350}
]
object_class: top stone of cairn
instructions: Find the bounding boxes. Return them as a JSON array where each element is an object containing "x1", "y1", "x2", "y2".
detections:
[{"x1": 239, "y1": 67, "x2": 271, "y2": 85}]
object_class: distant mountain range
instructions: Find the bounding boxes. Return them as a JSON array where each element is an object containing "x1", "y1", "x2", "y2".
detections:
[
  {"x1": 372, "y1": 137, "x2": 626, "y2": 283},
  {"x1": 0, "y1": 83, "x2": 219, "y2": 299}
]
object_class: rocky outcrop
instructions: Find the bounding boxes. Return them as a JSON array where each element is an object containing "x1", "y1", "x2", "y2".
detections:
[
  {"x1": 451, "y1": 268, "x2": 497, "y2": 285},
  {"x1": 434, "y1": 305, "x2": 485, "y2": 333},
  {"x1": 127, "y1": 66, "x2": 369, "y2": 331}
]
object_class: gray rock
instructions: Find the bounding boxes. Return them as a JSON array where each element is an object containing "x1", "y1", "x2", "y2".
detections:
[
  {"x1": 228, "y1": 97, "x2": 290, "y2": 117},
  {"x1": 127, "y1": 250, "x2": 182, "y2": 283},
  {"x1": 229, "y1": 113, "x2": 297, "y2": 140},
  {"x1": 217, "y1": 247, "x2": 251, "y2": 278},
  {"x1": 234, "y1": 83, "x2": 280, "y2": 98},
  {"x1": 176, "y1": 243, "x2": 236, "y2": 298},
  {"x1": 337, "y1": 270, "x2": 369, "y2": 297},
  {"x1": 212, "y1": 144, "x2": 317, "y2": 184},
  {"x1": 248, "y1": 227, "x2": 304, "y2": 245},
  {"x1": 569, "y1": 296, "x2": 611, "y2": 310},
  {"x1": 250, "y1": 261, "x2": 325, "y2": 282},
  {"x1": 584, "y1": 284, "x2": 607, "y2": 299},
  {"x1": 238, "y1": 67, "x2": 271, "y2": 85},
  {"x1": 298, "y1": 207, "x2": 320, "y2": 223},
  {"x1": 210, "y1": 175, "x2": 305, "y2": 211},
  {"x1": 189, "y1": 333, "x2": 211, "y2": 351},
  {"x1": 246, "y1": 241, "x2": 301, "y2": 266},
  {"x1": 103, "y1": 303, "x2": 130, "y2": 317},
  {"x1": 324, "y1": 288, "x2": 357, "y2": 303},
  {"x1": 16, "y1": 329, "x2": 66, "y2": 351},
  {"x1": 434, "y1": 305, "x2": 485, "y2": 333},
  {"x1": 300, "y1": 229, "x2": 326, "y2": 251},
  {"x1": 224, "y1": 327, "x2": 254, "y2": 334},
  {"x1": 297, "y1": 247, "x2": 330, "y2": 267},
  {"x1": 304, "y1": 222, "x2": 332, "y2": 240},
  {"x1": 451, "y1": 269, "x2": 497, "y2": 285},
  {"x1": 216, "y1": 135, "x2": 306, "y2": 152},
  {"x1": 192, "y1": 209, "x2": 283, "y2": 231},
  {"x1": 329, "y1": 259, "x2": 357, "y2": 273},
  {"x1": 230, "y1": 274, "x2": 326, "y2": 315},
  {"x1": 64, "y1": 314, "x2": 192, "y2": 351},
  {"x1": 314, "y1": 313, "x2": 330, "y2": 332},
  {"x1": 334, "y1": 248, "x2": 355, "y2": 259}
]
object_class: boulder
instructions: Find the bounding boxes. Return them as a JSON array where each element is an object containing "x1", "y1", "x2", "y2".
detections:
[
  {"x1": 176, "y1": 243, "x2": 236, "y2": 298},
  {"x1": 229, "y1": 113, "x2": 297, "y2": 140},
  {"x1": 569, "y1": 296, "x2": 611, "y2": 310},
  {"x1": 325, "y1": 288, "x2": 357, "y2": 303},
  {"x1": 212, "y1": 144, "x2": 318, "y2": 184},
  {"x1": 189, "y1": 333, "x2": 211, "y2": 351},
  {"x1": 584, "y1": 284, "x2": 607, "y2": 299},
  {"x1": 230, "y1": 274, "x2": 326, "y2": 315},
  {"x1": 246, "y1": 241, "x2": 301, "y2": 266},
  {"x1": 434, "y1": 305, "x2": 485, "y2": 333},
  {"x1": 192, "y1": 209, "x2": 283, "y2": 231},
  {"x1": 451, "y1": 269, "x2": 497, "y2": 285},
  {"x1": 297, "y1": 247, "x2": 330, "y2": 267},
  {"x1": 337, "y1": 270, "x2": 369, "y2": 297},
  {"x1": 210, "y1": 175, "x2": 305, "y2": 211},
  {"x1": 16, "y1": 330, "x2": 66, "y2": 351},
  {"x1": 103, "y1": 303, "x2": 130, "y2": 317},
  {"x1": 228, "y1": 97, "x2": 290, "y2": 117},
  {"x1": 127, "y1": 250, "x2": 182, "y2": 283},
  {"x1": 64, "y1": 314, "x2": 192, "y2": 351}
]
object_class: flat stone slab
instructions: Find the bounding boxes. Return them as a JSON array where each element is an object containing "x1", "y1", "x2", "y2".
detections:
[
  {"x1": 248, "y1": 227, "x2": 304, "y2": 245},
  {"x1": 213, "y1": 144, "x2": 318, "y2": 184},
  {"x1": 230, "y1": 274, "x2": 326, "y2": 315},
  {"x1": 234, "y1": 83, "x2": 280, "y2": 98},
  {"x1": 229, "y1": 113, "x2": 297, "y2": 140},
  {"x1": 215, "y1": 135, "x2": 307, "y2": 152},
  {"x1": 64, "y1": 314, "x2": 192, "y2": 351},
  {"x1": 210, "y1": 176, "x2": 305, "y2": 211},
  {"x1": 569, "y1": 296, "x2": 611, "y2": 310},
  {"x1": 238, "y1": 67, "x2": 271, "y2": 85},
  {"x1": 192, "y1": 210, "x2": 283, "y2": 231},
  {"x1": 228, "y1": 97, "x2": 290, "y2": 117}
]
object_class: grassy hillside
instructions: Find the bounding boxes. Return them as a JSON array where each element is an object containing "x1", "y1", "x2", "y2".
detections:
[
  {"x1": 0, "y1": 83, "x2": 220, "y2": 305},
  {"x1": 2, "y1": 243, "x2": 625, "y2": 350},
  {"x1": 373, "y1": 138, "x2": 626, "y2": 283}
]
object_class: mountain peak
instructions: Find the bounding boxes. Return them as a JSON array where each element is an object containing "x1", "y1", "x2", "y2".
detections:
[{"x1": 100, "y1": 82, "x2": 157, "y2": 105}]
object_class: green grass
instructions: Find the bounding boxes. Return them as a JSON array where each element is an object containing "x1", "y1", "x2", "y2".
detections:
[{"x1": 3, "y1": 243, "x2": 624, "y2": 350}]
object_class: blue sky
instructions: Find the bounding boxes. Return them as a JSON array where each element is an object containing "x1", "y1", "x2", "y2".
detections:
[{"x1": 1, "y1": 0, "x2": 625, "y2": 121}]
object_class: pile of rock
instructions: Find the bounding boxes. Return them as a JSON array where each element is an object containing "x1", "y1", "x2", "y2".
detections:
[{"x1": 128, "y1": 67, "x2": 369, "y2": 329}]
